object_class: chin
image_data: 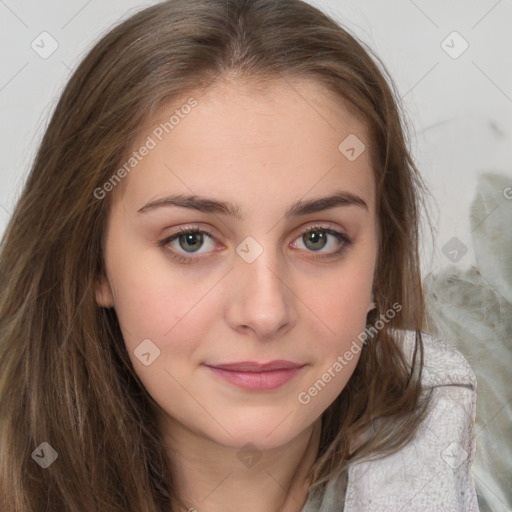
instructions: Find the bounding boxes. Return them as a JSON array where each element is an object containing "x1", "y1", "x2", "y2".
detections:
[{"x1": 205, "y1": 412, "x2": 311, "y2": 452}]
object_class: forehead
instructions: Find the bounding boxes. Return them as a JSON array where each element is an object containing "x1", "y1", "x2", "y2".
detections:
[
  {"x1": 113, "y1": 75, "x2": 375, "y2": 215},
  {"x1": 156, "y1": 74, "x2": 369, "y2": 140}
]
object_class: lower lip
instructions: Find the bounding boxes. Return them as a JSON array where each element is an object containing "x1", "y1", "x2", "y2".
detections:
[{"x1": 205, "y1": 366, "x2": 304, "y2": 390}]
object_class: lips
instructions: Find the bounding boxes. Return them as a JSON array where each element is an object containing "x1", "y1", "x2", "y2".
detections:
[
  {"x1": 205, "y1": 360, "x2": 305, "y2": 372},
  {"x1": 204, "y1": 360, "x2": 306, "y2": 390}
]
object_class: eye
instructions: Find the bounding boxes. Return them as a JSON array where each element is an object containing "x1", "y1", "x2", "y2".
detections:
[
  {"x1": 291, "y1": 225, "x2": 351, "y2": 259},
  {"x1": 158, "y1": 225, "x2": 218, "y2": 263},
  {"x1": 158, "y1": 223, "x2": 352, "y2": 264}
]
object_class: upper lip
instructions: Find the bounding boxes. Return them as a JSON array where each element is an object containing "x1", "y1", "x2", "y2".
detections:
[{"x1": 205, "y1": 360, "x2": 305, "y2": 372}]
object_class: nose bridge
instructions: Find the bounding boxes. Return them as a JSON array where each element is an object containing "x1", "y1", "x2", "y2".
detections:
[
  {"x1": 229, "y1": 233, "x2": 294, "y2": 337},
  {"x1": 236, "y1": 234, "x2": 287, "y2": 301}
]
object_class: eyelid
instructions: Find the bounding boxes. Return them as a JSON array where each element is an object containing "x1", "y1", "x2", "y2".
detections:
[
  {"x1": 290, "y1": 223, "x2": 351, "y2": 255},
  {"x1": 158, "y1": 222, "x2": 351, "y2": 263},
  {"x1": 157, "y1": 224, "x2": 218, "y2": 262}
]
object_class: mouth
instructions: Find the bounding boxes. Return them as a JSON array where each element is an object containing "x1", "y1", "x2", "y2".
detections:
[
  {"x1": 203, "y1": 360, "x2": 306, "y2": 390},
  {"x1": 206, "y1": 360, "x2": 305, "y2": 372}
]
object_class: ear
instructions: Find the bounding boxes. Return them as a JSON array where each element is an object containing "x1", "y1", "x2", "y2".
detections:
[
  {"x1": 367, "y1": 291, "x2": 376, "y2": 312},
  {"x1": 94, "y1": 274, "x2": 115, "y2": 308}
]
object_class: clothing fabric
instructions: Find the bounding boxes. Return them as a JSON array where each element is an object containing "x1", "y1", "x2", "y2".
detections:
[
  {"x1": 423, "y1": 172, "x2": 512, "y2": 511},
  {"x1": 300, "y1": 329, "x2": 479, "y2": 512}
]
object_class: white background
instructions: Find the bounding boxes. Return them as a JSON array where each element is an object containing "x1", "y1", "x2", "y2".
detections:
[{"x1": 1, "y1": 0, "x2": 511, "y2": 278}]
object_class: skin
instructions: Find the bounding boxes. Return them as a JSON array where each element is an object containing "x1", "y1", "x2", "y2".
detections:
[{"x1": 95, "y1": 76, "x2": 378, "y2": 512}]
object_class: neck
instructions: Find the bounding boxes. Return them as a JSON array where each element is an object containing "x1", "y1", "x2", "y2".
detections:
[{"x1": 161, "y1": 417, "x2": 322, "y2": 512}]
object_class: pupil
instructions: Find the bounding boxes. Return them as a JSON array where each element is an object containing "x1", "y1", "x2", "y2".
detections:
[
  {"x1": 179, "y1": 230, "x2": 327, "y2": 253},
  {"x1": 181, "y1": 232, "x2": 203, "y2": 252},
  {"x1": 305, "y1": 231, "x2": 326, "y2": 251}
]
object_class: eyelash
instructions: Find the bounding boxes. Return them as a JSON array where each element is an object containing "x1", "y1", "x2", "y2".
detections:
[{"x1": 158, "y1": 223, "x2": 352, "y2": 264}]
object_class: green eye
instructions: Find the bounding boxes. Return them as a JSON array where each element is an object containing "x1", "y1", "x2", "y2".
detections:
[
  {"x1": 292, "y1": 226, "x2": 351, "y2": 258},
  {"x1": 159, "y1": 224, "x2": 352, "y2": 264}
]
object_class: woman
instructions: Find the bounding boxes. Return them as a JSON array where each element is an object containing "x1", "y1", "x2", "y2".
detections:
[{"x1": 0, "y1": 1, "x2": 478, "y2": 510}]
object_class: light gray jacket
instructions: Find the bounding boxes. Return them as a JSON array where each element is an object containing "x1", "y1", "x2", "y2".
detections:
[{"x1": 301, "y1": 330, "x2": 479, "y2": 512}]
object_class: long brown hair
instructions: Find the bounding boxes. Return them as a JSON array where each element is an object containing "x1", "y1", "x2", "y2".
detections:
[{"x1": 0, "y1": 0, "x2": 435, "y2": 510}]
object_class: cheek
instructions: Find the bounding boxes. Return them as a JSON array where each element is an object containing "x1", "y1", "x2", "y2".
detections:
[
  {"x1": 303, "y1": 254, "x2": 375, "y2": 339},
  {"x1": 295, "y1": 251, "x2": 375, "y2": 404},
  {"x1": 305, "y1": 280, "x2": 367, "y2": 370},
  {"x1": 297, "y1": 353, "x2": 359, "y2": 419},
  {"x1": 105, "y1": 246, "x2": 215, "y2": 357}
]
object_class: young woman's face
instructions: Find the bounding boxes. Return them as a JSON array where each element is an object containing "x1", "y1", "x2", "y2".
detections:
[{"x1": 96, "y1": 77, "x2": 378, "y2": 451}]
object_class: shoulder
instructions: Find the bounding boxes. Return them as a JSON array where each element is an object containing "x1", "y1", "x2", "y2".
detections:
[
  {"x1": 342, "y1": 329, "x2": 480, "y2": 512},
  {"x1": 392, "y1": 328, "x2": 478, "y2": 389}
]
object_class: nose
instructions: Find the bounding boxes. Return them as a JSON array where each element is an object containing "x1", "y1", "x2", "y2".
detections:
[{"x1": 225, "y1": 243, "x2": 297, "y2": 340}]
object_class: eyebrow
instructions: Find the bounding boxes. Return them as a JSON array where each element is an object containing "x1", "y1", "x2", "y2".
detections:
[{"x1": 137, "y1": 191, "x2": 368, "y2": 218}]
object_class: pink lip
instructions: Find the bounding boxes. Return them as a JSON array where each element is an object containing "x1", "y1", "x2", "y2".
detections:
[
  {"x1": 209, "y1": 360, "x2": 303, "y2": 372},
  {"x1": 204, "y1": 360, "x2": 306, "y2": 390}
]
